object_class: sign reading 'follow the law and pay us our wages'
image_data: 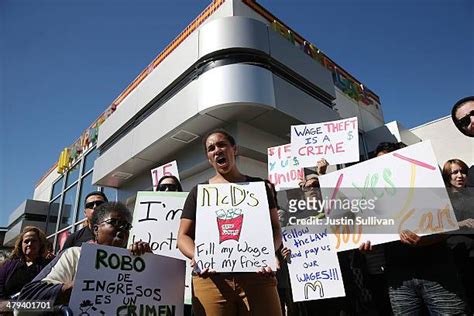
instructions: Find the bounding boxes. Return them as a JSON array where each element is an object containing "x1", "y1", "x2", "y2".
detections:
[
  {"x1": 130, "y1": 191, "x2": 192, "y2": 304},
  {"x1": 282, "y1": 225, "x2": 345, "y2": 302},
  {"x1": 291, "y1": 117, "x2": 359, "y2": 167},
  {"x1": 69, "y1": 244, "x2": 185, "y2": 316},
  {"x1": 318, "y1": 141, "x2": 459, "y2": 252},
  {"x1": 194, "y1": 182, "x2": 277, "y2": 273}
]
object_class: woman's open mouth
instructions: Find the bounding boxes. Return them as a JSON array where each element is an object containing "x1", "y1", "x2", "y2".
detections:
[{"x1": 216, "y1": 156, "x2": 228, "y2": 167}]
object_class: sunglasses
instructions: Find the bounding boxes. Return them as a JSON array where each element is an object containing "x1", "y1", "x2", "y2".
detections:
[
  {"x1": 157, "y1": 183, "x2": 178, "y2": 191},
  {"x1": 85, "y1": 200, "x2": 105, "y2": 209},
  {"x1": 98, "y1": 218, "x2": 133, "y2": 231},
  {"x1": 457, "y1": 110, "x2": 474, "y2": 128}
]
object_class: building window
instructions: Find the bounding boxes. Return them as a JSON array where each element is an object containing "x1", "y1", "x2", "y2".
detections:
[
  {"x1": 84, "y1": 149, "x2": 97, "y2": 174},
  {"x1": 77, "y1": 172, "x2": 97, "y2": 222},
  {"x1": 66, "y1": 162, "x2": 80, "y2": 188},
  {"x1": 51, "y1": 176, "x2": 63, "y2": 200},
  {"x1": 59, "y1": 184, "x2": 78, "y2": 230},
  {"x1": 46, "y1": 146, "x2": 118, "y2": 253},
  {"x1": 46, "y1": 197, "x2": 61, "y2": 236}
]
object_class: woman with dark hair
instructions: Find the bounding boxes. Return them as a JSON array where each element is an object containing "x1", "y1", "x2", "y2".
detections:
[
  {"x1": 178, "y1": 129, "x2": 282, "y2": 316},
  {"x1": 157, "y1": 175, "x2": 183, "y2": 192},
  {"x1": 19, "y1": 202, "x2": 151, "y2": 305},
  {"x1": 443, "y1": 159, "x2": 474, "y2": 309},
  {"x1": 451, "y1": 96, "x2": 474, "y2": 137},
  {"x1": 0, "y1": 226, "x2": 52, "y2": 299}
]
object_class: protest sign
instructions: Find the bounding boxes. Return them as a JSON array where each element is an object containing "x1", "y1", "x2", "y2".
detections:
[
  {"x1": 282, "y1": 225, "x2": 345, "y2": 302},
  {"x1": 151, "y1": 161, "x2": 180, "y2": 191},
  {"x1": 130, "y1": 191, "x2": 192, "y2": 304},
  {"x1": 318, "y1": 141, "x2": 459, "y2": 251},
  {"x1": 69, "y1": 244, "x2": 185, "y2": 316},
  {"x1": 291, "y1": 117, "x2": 359, "y2": 167},
  {"x1": 194, "y1": 182, "x2": 277, "y2": 272},
  {"x1": 268, "y1": 144, "x2": 303, "y2": 191}
]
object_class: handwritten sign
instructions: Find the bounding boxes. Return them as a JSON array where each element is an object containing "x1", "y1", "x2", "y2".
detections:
[
  {"x1": 69, "y1": 244, "x2": 185, "y2": 316},
  {"x1": 291, "y1": 117, "x2": 359, "y2": 167},
  {"x1": 194, "y1": 182, "x2": 277, "y2": 272},
  {"x1": 282, "y1": 225, "x2": 345, "y2": 302},
  {"x1": 268, "y1": 144, "x2": 304, "y2": 191},
  {"x1": 130, "y1": 191, "x2": 192, "y2": 304},
  {"x1": 151, "y1": 161, "x2": 180, "y2": 191},
  {"x1": 318, "y1": 141, "x2": 459, "y2": 251}
]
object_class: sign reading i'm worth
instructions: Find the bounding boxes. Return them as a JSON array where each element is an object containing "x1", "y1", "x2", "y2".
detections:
[
  {"x1": 291, "y1": 117, "x2": 359, "y2": 167},
  {"x1": 130, "y1": 192, "x2": 188, "y2": 260},
  {"x1": 282, "y1": 225, "x2": 345, "y2": 302},
  {"x1": 318, "y1": 141, "x2": 459, "y2": 251},
  {"x1": 194, "y1": 182, "x2": 276, "y2": 272},
  {"x1": 268, "y1": 144, "x2": 303, "y2": 191},
  {"x1": 69, "y1": 244, "x2": 185, "y2": 316},
  {"x1": 151, "y1": 161, "x2": 180, "y2": 191},
  {"x1": 130, "y1": 191, "x2": 192, "y2": 304}
]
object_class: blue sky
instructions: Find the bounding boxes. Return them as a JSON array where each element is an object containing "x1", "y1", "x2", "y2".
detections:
[{"x1": 1, "y1": 0, "x2": 472, "y2": 227}]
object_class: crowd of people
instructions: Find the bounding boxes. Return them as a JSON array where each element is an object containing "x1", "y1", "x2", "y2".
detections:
[{"x1": 0, "y1": 96, "x2": 472, "y2": 315}]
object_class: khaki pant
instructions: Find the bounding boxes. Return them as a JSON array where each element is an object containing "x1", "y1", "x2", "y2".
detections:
[{"x1": 192, "y1": 273, "x2": 282, "y2": 316}]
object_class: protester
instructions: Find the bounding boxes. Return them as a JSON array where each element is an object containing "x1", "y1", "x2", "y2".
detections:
[
  {"x1": 178, "y1": 129, "x2": 282, "y2": 315},
  {"x1": 451, "y1": 96, "x2": 474, "y2": 137},
  {"x1": 451, "y1": 96, "x2": 474, "y2": 187},
  {"x1": 157, "y1": 175, "x2": 183, "y2": 192},
  {"x1": 357, "y1": 142, "x2": 394, "y2": 315},
  {"x1": 360, "y1": 142, "x2": 469, "y2": 315},
  {"x1": 156, "y1": 177, "x2": 192, "y2": 316},
  {"x1": 443, "y1": 159, "x2": 474, "y2": 309},
  {"x1": 264, "y1": 180, "x2": 298, "y2": 316},
  {"x1": 0, "y1": 226, "x2": 52, "y2": 300},
  {"x1": 62, "y1": 191, "x2": 108, "y2": 250},
  {"x1": 19, "y1": 202, "x2": 151, "y2": 306}
]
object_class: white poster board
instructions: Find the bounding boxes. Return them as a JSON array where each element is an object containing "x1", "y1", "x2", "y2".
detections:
[
  {"x1": 69, "y1": 244, "x2": 185, "y2": 316},
  {"x1": 130, "y1": 191, "x2": 192, "y2": 305},
  {"x1": 283, "y1": 225, "x2": 345, "y2": 302},
  {"x1": 291, "y1": 117, "x2": 359, "y2": 167},
  {"x1": 318, "y1": 141, "x2": 459, "y2": 251},
  {"x1": 151, "y1": 161, "x2": 180, "y2": 191},
  {"x1": 194, "y1": 182, "x2": 277, "y2": 272},
  {"x1": 268, "y1": 144, "x2": 304, "y2": 191}
]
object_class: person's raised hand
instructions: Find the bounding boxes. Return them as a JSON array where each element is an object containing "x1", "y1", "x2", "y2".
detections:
[
  {"x1": 316, "y1": 158, "x2": 329, "y2": 175},
  {"x1": 400, "y1": 230, "x2": 421, "y2": 246},
  {"x1": 129, "y1": 240, "x2": 152, "y2": 256},
  {"x1": 459, "y1": 218, "x2": 474, "y2": 229},
  {"x1": 191, "y1": 257, "x2": 216, "y2": 278},
  {"x1": 281, "y1": 247, "x2": 292, "y2": 262},
  {"x1": 257, "y1": 266, "x2": 274, "y2": 277},
  {"x1": 358, "y1": 240, "x2": 373, "y2": 253}
]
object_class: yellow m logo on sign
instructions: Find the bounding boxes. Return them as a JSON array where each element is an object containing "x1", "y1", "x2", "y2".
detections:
[{"x1": 304, "y1": 281, "x2": 324, "y2": 299}]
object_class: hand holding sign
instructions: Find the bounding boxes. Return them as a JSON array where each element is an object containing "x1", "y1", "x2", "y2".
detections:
[{"x1": 129, "y1": 240, "x2": 152, "y2": 256}]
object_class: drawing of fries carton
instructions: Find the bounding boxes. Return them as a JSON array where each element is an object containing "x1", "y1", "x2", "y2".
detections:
[{"x1": 216, "y1": 208, "x2": 244, "y2": 243}]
